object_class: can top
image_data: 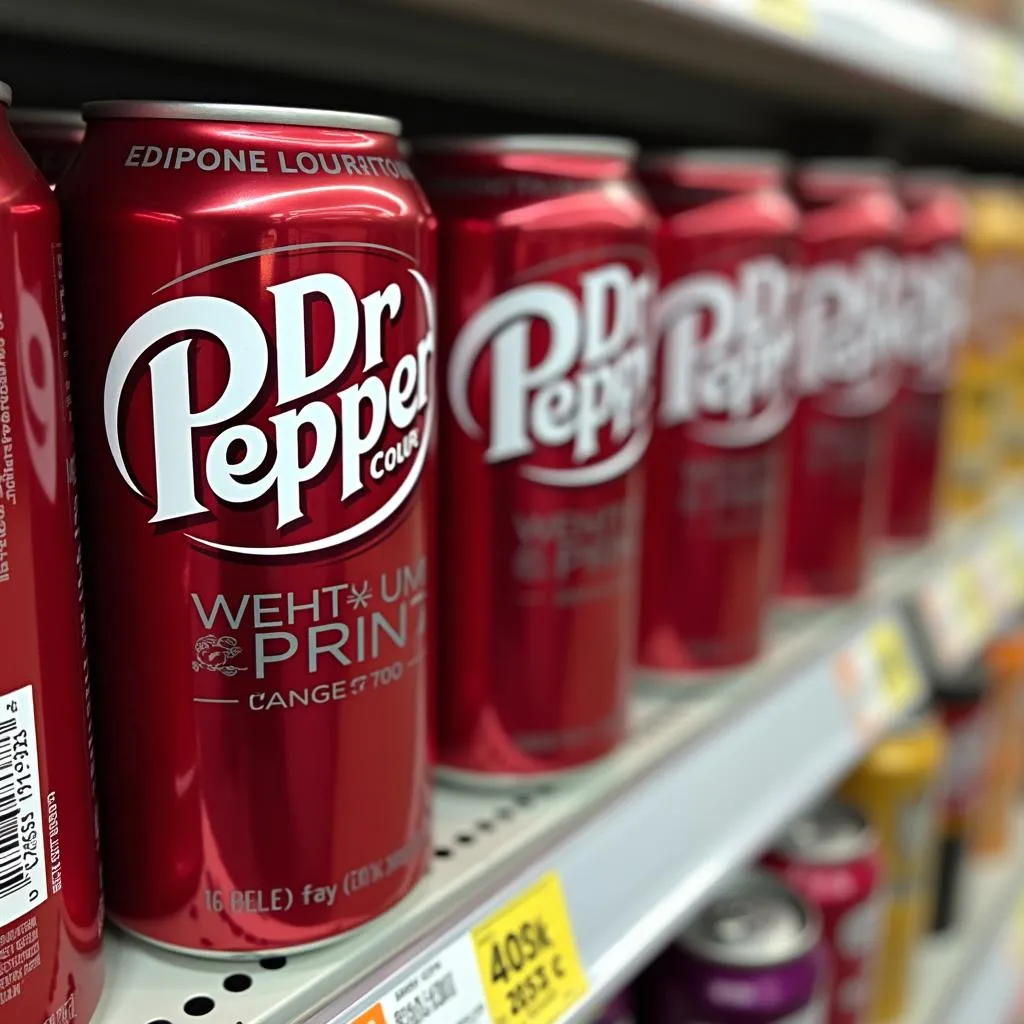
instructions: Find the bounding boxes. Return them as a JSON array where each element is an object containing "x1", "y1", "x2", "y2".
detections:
[
  {"x1": 82, "y1": 101, "x2": 401, "y2": 136},
  {"x1": 641, "y1": 148, "x2": 789, "y2": 171},
  {"x1": 774, "y1": 800, "x2": 874, "y2": 865},
  {"x1": 8, "y1": 107, "x2": 84, "y2": 129},
  {"x1": 901, "y1": 167, "x2": 962, "y2": 187},
  {"x1": 933, "y1": 657, "x2": 990, "y2": 703},
  {"x1": 678, "y1": 870, "x2": 819, "y2": 967},
  {"x1": 800, "y1": 157, "x2": 896, "y2": 178},
  {"x1": 0, "y1": 82, "x2": 11, "y2": 107},
  {"x1": 414, "y1": 135, "x2": 638, "y2": 160}
]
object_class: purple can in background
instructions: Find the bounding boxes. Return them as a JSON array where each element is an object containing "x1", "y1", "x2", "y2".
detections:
[
  {"x1": 590, "y1": 989, "x2": 635, "y2": 1024},
  {"x1": 647, "y1": 870, "x2": 827, "y2": 1022}
]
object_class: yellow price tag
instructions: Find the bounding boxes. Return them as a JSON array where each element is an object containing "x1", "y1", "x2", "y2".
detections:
[
  {"x1": 868, "y1": 620, "x2": 920, "y2": 714},
  {"x1": 752, "y1": 0, "x2": 813, "y2": 36},
  {"x1": 996, "y1": 529, "x2": 1024, "y2": 604},
  {"x1": 977, "y1": 33, "x2": 1021, "y2": 112},
  {"x1": 472, "y1": 874, "x2": 587, "y2": 1024}
]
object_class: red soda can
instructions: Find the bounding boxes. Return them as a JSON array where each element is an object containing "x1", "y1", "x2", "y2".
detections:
[
  {"x1": 0, "y1": 83, "x2": 104, "y2": 1022},
  {"x1": 764, "y1": 800, "x2": 886, "y2": 1024},
  {"x1": 59, "y1": 102, "x2": 435, "y2": 955},
  {"x1": 417, "y1": 137, "x2": 657, "y2": 782},
  {"x1": 782, "y1": 160, "x2": 904, "y2": 600},
  {"x1": 636, "y1": 150, "x2": 799, "y2": 680},
  {"x1": 9, "y1": 109, "x2": 85, "y2": 186},
  {"x1": 884, "y1": 171, "x2": 968, "y2": 541}
]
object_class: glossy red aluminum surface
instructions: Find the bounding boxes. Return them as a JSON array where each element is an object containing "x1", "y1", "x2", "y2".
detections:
[
  {"x1": 885, "y1": 174, "x2": 967, "y2": 541},
  {"x1": 59, "y1": 103, "x2": 435, "y2": 955},
  {"x1": 419, "y1": 138, "x2": 657, "y2": 779},
  {"x1": 0, "y1": 95, "x2": 104, "y2": 1021},
  {"x1": 781, "y1": 163, "x2": 904, "y2": 601},
  {"x1": 637, "y1": 152, "x2": 799, "y2": 679}
]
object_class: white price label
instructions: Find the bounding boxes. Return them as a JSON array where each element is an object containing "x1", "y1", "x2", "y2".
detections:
[{"x1": 348, "y1": 938, "x2": 488, "y2": 1024}]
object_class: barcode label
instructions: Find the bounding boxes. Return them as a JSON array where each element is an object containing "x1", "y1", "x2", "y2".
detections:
[{"x1": 0, "y1": 685, "x2": 48, "y2": 928}]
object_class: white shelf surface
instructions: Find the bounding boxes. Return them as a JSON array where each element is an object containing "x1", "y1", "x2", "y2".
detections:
[
  {"x1": 90, "y1": 496, "x2": 1024, "y2": 1024},
  {"x1": 904, "y1": 814, "x2": 1024, "y2": 1024}
]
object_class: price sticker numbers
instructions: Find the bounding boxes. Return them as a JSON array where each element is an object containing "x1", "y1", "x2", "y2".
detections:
[
  {"x1": 752, "y1": 0, "x2": 814, "y2": 36},
  {"x1": 836, "y1": 619, "x2": 923, "y2": 736},
  {"x1": 472, "y1": 874, "x2": 587, "y2": 1024}
]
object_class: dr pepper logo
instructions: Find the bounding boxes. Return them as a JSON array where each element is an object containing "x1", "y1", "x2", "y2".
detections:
[
  {"x1": 103, "y1": 244, "x2": 435, "y2": 556},
  {"x1": 447, "y1": 260, "x2": 656, "y2": 487}
]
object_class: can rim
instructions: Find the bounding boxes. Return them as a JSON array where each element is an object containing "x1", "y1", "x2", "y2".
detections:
[
  {"x1": 641, "y1": 148, "x2": 789, "y2": 171},
  {"x1": 901, "y1": 167, "x2": 963, "y2": 187},
  {"x1": 772, "y1": 800, "x2": 876, "y2": 865},
  {"x1": 414, "y1": 135, "x2": 638, "y2": 160},
  {"x1": 677, "y1": 869, "x2": 821, "y2": 968},
  {"x1": 82, "y1": 101, "x2": 402, "y2": 136},
  {"x1": 9, "y1": 108, "x2": 85, "y2": 129},
  {"x1": 800, "y1": 157, "x2": 896, "y2": 179},
  {"x1": 0, "y1": 82, "x2": 12, "y2": 107}
]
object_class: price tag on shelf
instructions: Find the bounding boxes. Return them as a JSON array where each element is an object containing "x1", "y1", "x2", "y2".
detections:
[
  {"x1": 834, "y1": 619, "x2": 923, "y2": 736},
  {"x1": 472, "y1": 874, "x2": 588, "y2": 1024},
  {"x1": 952, "y1": 563, "x2": 993, "y2": 644},
  {"x1": 972, "y1": 29, "x2": 1022, "y2": 113},
  {"x1": 995, "y1": 527, "x2": 1024, "y2": 605},
  {"x1": 751, "y1": 0, "x2": 813, "y2": 37}
]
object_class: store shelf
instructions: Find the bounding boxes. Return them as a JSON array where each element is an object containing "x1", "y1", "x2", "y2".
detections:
[
  {"x1": 3, "y1": 0, "x2": 1024, "y2": 154},
  {"x1": 90, "y1": 497, "x2": 1024, "y2": 1024},
  {"x1": 904, "y1": 814, "x2": 1024, "y2": 1024}
]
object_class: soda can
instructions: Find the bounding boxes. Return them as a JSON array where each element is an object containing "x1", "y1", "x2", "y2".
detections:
[
  {"x1": 635, "y1": 150, "x2": 798, "y2": 681},
  {"x1": 588, "y1": 989, "x2": 635, "y2": 1024},
  {"x1": 782, "y1": 160, "x2": 904, "y2": 600},
  {"x1": 8, "y1": 108, "x2": 85, "y2": 186},
  {"x1": 59, "y1": 102, "x2": 435, "y2": 955},
  {"x1": 764, "y1": 800, "x2": 885, "y2": 1024},
  {"x1": 840, "y1": 709, "x2": 945, "y2": 1019},
  {"x1": 417, "y1": 137, "x2": 657, "y2": 783},
  {"x1": 0, "y1": 82, "x2": 104, "y2": 1022},
  {"x1": 939, "y1": 179, "x2": 1015, "y2": 514},
  {"x1": 884, "y1": 171, "x2": 969, "y2": 542},
  {"x1": 647, "y1": 869, "x2": 826, "y2": 1023}
]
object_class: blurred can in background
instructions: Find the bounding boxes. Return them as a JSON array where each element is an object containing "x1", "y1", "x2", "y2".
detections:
[
  {"x1": 939, "y1": 179, "x2": 1015, "y2": 513},
  {"x1": 636, "y1": 150, "x2": 798, "y2": 682},
  {"x1": 782, "y1": 160, "x2": 903, "y2": 601},
  {"x1": 974, "y1": 629, "x2": 1024, "y2": 856},
  {"x1": 1001, "y1": 183, "x2": 1024, "y2": 474},
  {"x1": 60, "y1": 101, "x2": 435, "y2": 955},
  {"x1": 764, "y1": 800, "x2": 884, "y2": 1024},
  {"x1": 589, "y1": 989, "x2": 635, "y2": 1024},
  {"x1": 646, "y1": 870, "x2": 826, "y2": 1023},
  {"x1": 418, "y1": 137, "x2": 657, "y2": 783},
  {"x1": 0, "y1": 82, "x2": 104, "y2": 1023},
  {"x1": 9, "y1": 108, "x2": 85, "y2": 186},
  {"x1": 840, "y1": 711, "x2": 944, "y2": 1021},
  {"x1": 884, "y1": 171, "x2": 968, "y2": 542}
]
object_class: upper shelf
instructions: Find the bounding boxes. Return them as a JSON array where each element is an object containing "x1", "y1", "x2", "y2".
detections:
[{"x1": 3, "y1": 0, "x2": 1024, "y2": 157}]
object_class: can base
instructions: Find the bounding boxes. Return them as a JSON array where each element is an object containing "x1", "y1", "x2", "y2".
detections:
[
  {"x1": 633, "y1": 664, "x2": 743, "y2": 694},
  {"x1": 435, "y1": 759, "x2": 604, "y2": 793},
  {"x1": 108, "y1": 878, "x2": 422, "y2": 961}
]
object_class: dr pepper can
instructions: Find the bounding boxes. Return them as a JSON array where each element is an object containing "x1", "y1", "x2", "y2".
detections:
[
  {"x1": 637, "y1": 150, "x2": 798, "y2": 681},
  {"x1": 418, "y1": 136, "x2": 657, "y2": 783},
  {"x1": 0, "y1": 82, "x2": 104, "y2": 1022},
  {"x1": 59, "y1": 101, "x2": 435, "y2": 955},
  {"x1": 884, "y1": 171, "x2": 968, "y2": 542},
  {"x1": 782, "y1": 160, "x2": 904, "y2": 600}
]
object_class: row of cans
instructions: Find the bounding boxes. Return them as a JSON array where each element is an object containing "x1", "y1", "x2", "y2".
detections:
[
  {"x1": 0, "y1": 86, "x2": 1012, "y2": 1023},
  {"x1": 608, "y1": 661, "x2": 1018, "y2": 1024}
]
